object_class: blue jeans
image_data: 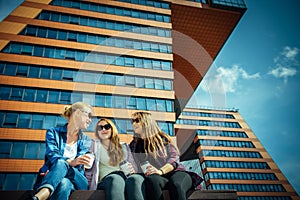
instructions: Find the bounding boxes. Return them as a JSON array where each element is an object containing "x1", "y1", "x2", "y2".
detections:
[
  {"x1": 126, "y1": 173, "x2": 146, "y2": 200},
  {"x1": 50, "y1": 178, "x2": 74, "y2": 200},
  {"x1": 97, "y1": 171, "x2": 126, "y2": 200},
  {"x1": 36, "y1": 159, "x2": 88, "y2": 199},
  {"x1": 97, "y1": 172, "x2": 146, "y2": 200}
]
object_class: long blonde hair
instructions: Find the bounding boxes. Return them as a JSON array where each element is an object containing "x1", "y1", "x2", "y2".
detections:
[
  {"x1": 132, "y1": 112, "x2": 176, "y2": 159},
  {"x1": 95, "y1": 118, "x2": 124, "y2": 166}
]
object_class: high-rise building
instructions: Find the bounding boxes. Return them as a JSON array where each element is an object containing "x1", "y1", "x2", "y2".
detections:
[
  {"x1": 176, "y1": 107, "x2": 299, "y2": 199},
  {"x1": 2, "y1": 1, "x2": 296, "y2": 199}
]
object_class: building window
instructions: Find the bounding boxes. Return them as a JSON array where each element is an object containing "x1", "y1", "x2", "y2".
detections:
[
  {"x1": 18, "y1": 114, "x2": 31, "y2": 128},
  {"x1": 1, "y1": 173, "x2": 37, "y2": 190},
  {"x1": 37, "y1": 10, "x2": 171, "y2": 38},
  {"x1": 0, "y1": 142, "x2": 11, "y2": 158},
  {"x1": 3, "y1": 113, "x2": 18, "y2": 127}
]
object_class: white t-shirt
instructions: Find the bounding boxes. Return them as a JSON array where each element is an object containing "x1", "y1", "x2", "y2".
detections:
[{"x1": 63, "y1": 143, "x2": 78, "y2": 160}]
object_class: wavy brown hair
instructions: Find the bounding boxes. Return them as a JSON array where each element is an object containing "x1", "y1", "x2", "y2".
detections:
[
  {"x1": 132, "y1": 112, "x2": 177, "y2": 159},
  {"x1": 95, "y1": 118, "x2": 124, "y2": 166}
]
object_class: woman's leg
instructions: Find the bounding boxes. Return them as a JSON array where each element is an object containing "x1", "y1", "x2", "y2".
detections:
[
  {"x1": 35, "y1": 159, "x2": 88, "y2": 200},
  {"x1": 36, "y1": 159, "x2": 70, "y2": 197},
  {"x1": 49, "y1": 178, "x2": 75, "y2": 200},
  {"x1": 125, "y1": 174, "x2": 146, "y2": 200},
  {"x1": 65, "y1": 166, "x2": 88, "y2": 190},
  {"x1": 168, "y1": 171, "x2": 192, "y2": 200},
  {"x1": 97, "y1": 173, "x2": 126, "y2": 200},
  {"x1": 145, "y1": 174, "x2": 169, "y2": 200}
]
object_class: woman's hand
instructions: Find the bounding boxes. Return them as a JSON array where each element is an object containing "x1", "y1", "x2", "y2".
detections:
[
  {"x1": 145, "y1": 165, "x2": 163, "y2": 176},
  {"x1": 127, "y1": 162, "x2": 136, "y2": 174},
  {"x1": 67, "y1": 155, "x2": 90, "y2": 167}
]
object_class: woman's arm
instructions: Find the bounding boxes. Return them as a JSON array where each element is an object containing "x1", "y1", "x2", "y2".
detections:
[
  {"x1": 123, "y1": 143, "x2": 138, "y2": 173},
  {"x1": 44, "y1": 127, "x2": 65, "y2": 165},
  {"x1": 158, "y1": 143, "x2": 181, "y2": 174}
]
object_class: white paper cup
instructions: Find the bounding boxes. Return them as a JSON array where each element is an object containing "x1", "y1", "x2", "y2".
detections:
[
  {"x1": 120, "y1": 161, "x2": 131, "y2": 176},
  {"x1": 140, "y1": 161, "x2": 150, "y2": 174},
  {"x1": 84, "y1": 153, "x2": 95, "y2": 169}
]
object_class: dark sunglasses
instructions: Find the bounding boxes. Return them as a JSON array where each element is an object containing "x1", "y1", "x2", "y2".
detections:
[
  {"x1": 97, "y1": 124, "x2": 112, "y2": 131},
  {"x1": 131, "y1": 118, "x2": 140, "y2": 123}
]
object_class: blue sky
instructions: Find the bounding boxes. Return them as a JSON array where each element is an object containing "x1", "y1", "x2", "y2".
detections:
[
  {"x1": 1, "y1": 0, "x2": 299, "y2": 196},
  {"x1": 189, "y1": 0, "x2": 300, "y2": 195}
]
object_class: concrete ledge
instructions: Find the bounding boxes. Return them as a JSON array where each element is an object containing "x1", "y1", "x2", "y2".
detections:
[{"x1": 0, "y1": 189, "x2": 237, "y2": 200}]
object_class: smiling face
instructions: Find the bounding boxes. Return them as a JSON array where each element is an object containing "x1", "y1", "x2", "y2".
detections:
[
  {"x1": 96, "y1": 120, "x2": 112, "y2": 141},
  {"x1": 131, "y1": 116, "x2": 143, "y2": 136},
  {"x1": 76, "y1": 107, "x2": 92, "y2": 130}
]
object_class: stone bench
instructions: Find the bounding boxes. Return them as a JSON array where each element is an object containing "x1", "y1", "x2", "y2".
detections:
[{"x1": 0, "y1": 189, "x2": 238, "y2": 200}]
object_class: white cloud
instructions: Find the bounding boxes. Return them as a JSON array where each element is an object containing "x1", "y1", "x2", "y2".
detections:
[
  {"x1": 201, "y1": 64, "x2": 260, "y2": 93},
  {"x1": 268, "y1": 66, "x2": 297, "y2": 83},
  {"x1": 281, "y1": 46, "x2": 299, "y2": 60},
  {"x1": 269, "y1": 46, "x2": 298, "y2": 83}
]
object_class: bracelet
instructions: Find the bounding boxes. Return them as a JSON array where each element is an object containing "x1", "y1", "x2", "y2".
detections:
[{"x1": 160, "y1": 169, "x2": 164, "y2": 175}]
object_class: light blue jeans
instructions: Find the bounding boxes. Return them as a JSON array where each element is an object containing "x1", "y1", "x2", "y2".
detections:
[
  {"x1": 97, "y1": 171, "x2": 126, "y2": 200},
  {"x1": 97, "y1": 172, "x2": 146, "y2": 200},
  {"x1": 36, "y1": 159, "x2": 88, "y2": 200}
]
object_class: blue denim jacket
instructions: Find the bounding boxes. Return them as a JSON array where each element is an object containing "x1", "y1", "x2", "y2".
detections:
[{"x1": 39, "y1": 124, "x2": 92, "y2": 175}]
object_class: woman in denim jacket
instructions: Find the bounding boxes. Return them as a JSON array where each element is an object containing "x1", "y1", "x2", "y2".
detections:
[{"x1": 31, "y1": 102, "x2": 92, "y2": 200}]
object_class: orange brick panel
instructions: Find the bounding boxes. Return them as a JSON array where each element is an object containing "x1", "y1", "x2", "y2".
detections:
[
  {"x1": 0, "y1": 159, "x2": 43, "y2": 172},
  {"x1": 0, "y1": 128, "x2": 45, "y2": 141}
]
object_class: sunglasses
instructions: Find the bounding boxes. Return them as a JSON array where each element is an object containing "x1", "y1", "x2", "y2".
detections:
[
  {"x1": 80, "y1": 110, "x2": 92, "y2": 119},
  {"x1": 97, "y1": 124, "x2": 112, "y2": 131},
  {"x1": 131, "y1": 118, "x2": 140, "y2": 124}
]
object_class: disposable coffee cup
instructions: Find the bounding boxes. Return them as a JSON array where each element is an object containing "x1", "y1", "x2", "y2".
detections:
[
  {"x1": 140, "y1": 161, "x2": 150, "y2": 174},
  {"x1": 84, "y1": 153, "x2": 95, "y2": 169},
  {"x1": 120, "y1": 161, "x2": 131, "y2": 176}
]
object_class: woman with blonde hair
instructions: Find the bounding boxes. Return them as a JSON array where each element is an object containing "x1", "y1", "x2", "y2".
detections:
[
  {"x1": 31, "y1": 102, "x2": 93, "y2": 200},
  {"x1": 129, "y1": 111, "x2": 202, "y2": 200},
  {"x1": 85, "y1": 118, "x2": 142, "y2": 200}
]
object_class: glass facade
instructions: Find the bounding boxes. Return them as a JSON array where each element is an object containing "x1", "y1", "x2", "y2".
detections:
[
  {"x1": 197, "y1": 130, "x2": 248, "y2": 138},
  {"x1": 178, "y1": 108, "x2": 293, "y2": 198},
  {"x1": 182, "y1": 111, "x2": 234, "y2": 119},
  {"x1": 116, "y1": 0, "x2": 170, "y2": 9},
  {"x1": 0, "y1": 141, "x2": 45, "y2": 159},
  {"x1": 176, "y1": 119, "x2": 241, "y2": 128},
  {"x1": 0, "y1": 111, "x2": 174, "y2": 135},
  {"x1": 201, "y1": 161, "x2": 270, "y2": 169},
  {"x1": 37, "y1": 11, "x2": 171, "y2": 37},
  {"x1": 0, "y1": 62, "x2": 173, "y2": 90},
  {"x1": 20, "y1": 25, "x2": 172, "y2": 54},
  {"x1": 0, "y1": 86, "x2": 174, "y2": 112},
  {"x1": 51, "y1": 0, "x2": 171, "y2": 23},
  {"x1": 2, "y1": 43, "x2": 172, "y2": 71},
  {"x1": 0, "y1": 173, "x2": 37, "y2": 190},
  {"x1": 208, "y1": 184, "x2": 286, "y2": 192}
]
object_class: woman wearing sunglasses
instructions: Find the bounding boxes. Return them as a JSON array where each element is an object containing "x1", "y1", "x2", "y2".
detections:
[
  {"x1": 31, "y1": 102, "x2": 93, "y2": 200},
  {"x1": 85, "y1": 118, "x2": 143, "y2": 200},
  {"x1": 129, "y1": 111, "x2": 202, "y2": 200}
]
